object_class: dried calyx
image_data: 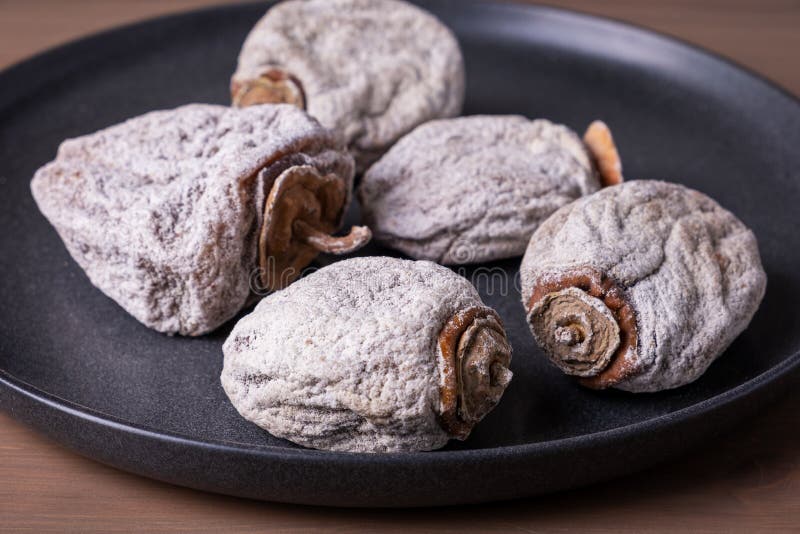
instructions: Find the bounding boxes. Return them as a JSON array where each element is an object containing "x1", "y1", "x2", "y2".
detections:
[
  {"x1": 258, "y1": 165, "x2": 371, "y2": 292},
  {"x1": 438, "y1": 307, "x2": 512, "y2": 439},
  {"x1": 527, "y1": 269, "x2": 638, "y2": 389},
  {"x1": 583, "y1": 120, "x2": 623, "y2": 188},
  {"x1": 232, "y1": 69, "x2": 306, "y2": 109},
  {"x1": 530, "y1": 287, "x2": 619, "y2": 376}
]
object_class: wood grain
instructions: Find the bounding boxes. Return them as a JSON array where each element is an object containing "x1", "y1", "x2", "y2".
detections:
[{"x1": 1, "y1": 1, "x2": 799, "y2": 532}]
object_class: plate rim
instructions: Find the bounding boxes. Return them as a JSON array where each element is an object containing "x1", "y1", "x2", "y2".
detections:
[{"x1": 2, "y1": 351, "x2": 799, "y2": 464}]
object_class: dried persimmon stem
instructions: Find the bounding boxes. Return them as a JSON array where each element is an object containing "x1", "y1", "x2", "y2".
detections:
[
  {"x1": 232, "y1": 70, "x2": 306, "y2": 109},
  {"x1": 293, "y1": 220, "x2": 372, "y2": 254},
  {"x1": 583, "y1": 120, "x2": 624, "y2": 187}
]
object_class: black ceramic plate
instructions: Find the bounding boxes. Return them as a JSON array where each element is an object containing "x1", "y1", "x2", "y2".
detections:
[{"x1": 1, "y1": 0, "x2": 799, "y2": 508}]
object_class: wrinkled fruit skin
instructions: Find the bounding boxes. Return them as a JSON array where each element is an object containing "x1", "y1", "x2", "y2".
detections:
[
  {"x1": 31, "y1": 104, "x2": 354, "y2": 336},
  {"x1": 231, "y1": 0, "x2": 465, "y2": 172},
  {"x1": 221, "y1": 257, "x2": 512, "y2": 452},
  {"x1": 520, "y1": 180, "x2": 766, "y2": 392},
  {"x1": 359, "y1": 116, "x2": 602, "y2": 264}
]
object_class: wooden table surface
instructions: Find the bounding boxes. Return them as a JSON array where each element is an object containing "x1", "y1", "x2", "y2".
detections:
[{"x1": 1, "y1": 1, "x2": 799, "y2": 532}]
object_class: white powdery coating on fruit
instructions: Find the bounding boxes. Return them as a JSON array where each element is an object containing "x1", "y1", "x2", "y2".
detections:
[
  {"x1": 221, "y1": 256, "x2": 486, "y2": 452},
  {"x1": 31, "y1": 103, "x2": 354, "y2": 336},
  {"x1": 520, "y1": 180, "x2": 767, "y2": 392},
  {"x1": 358, "y1": 116, "x2": 601, "y2": 264},
  {"x1": 233, "y1": 0, "x2": 465, "y2": 169}
]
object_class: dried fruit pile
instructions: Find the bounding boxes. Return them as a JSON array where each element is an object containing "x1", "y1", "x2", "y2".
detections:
[{"x1": 30, "y1": 0, "x2": 767, "y2": 453}]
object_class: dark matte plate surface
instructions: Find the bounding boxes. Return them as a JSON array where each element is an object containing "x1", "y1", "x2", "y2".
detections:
[{"x1": 1, "y1": 0, "x2": 799, "y2": 507}]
